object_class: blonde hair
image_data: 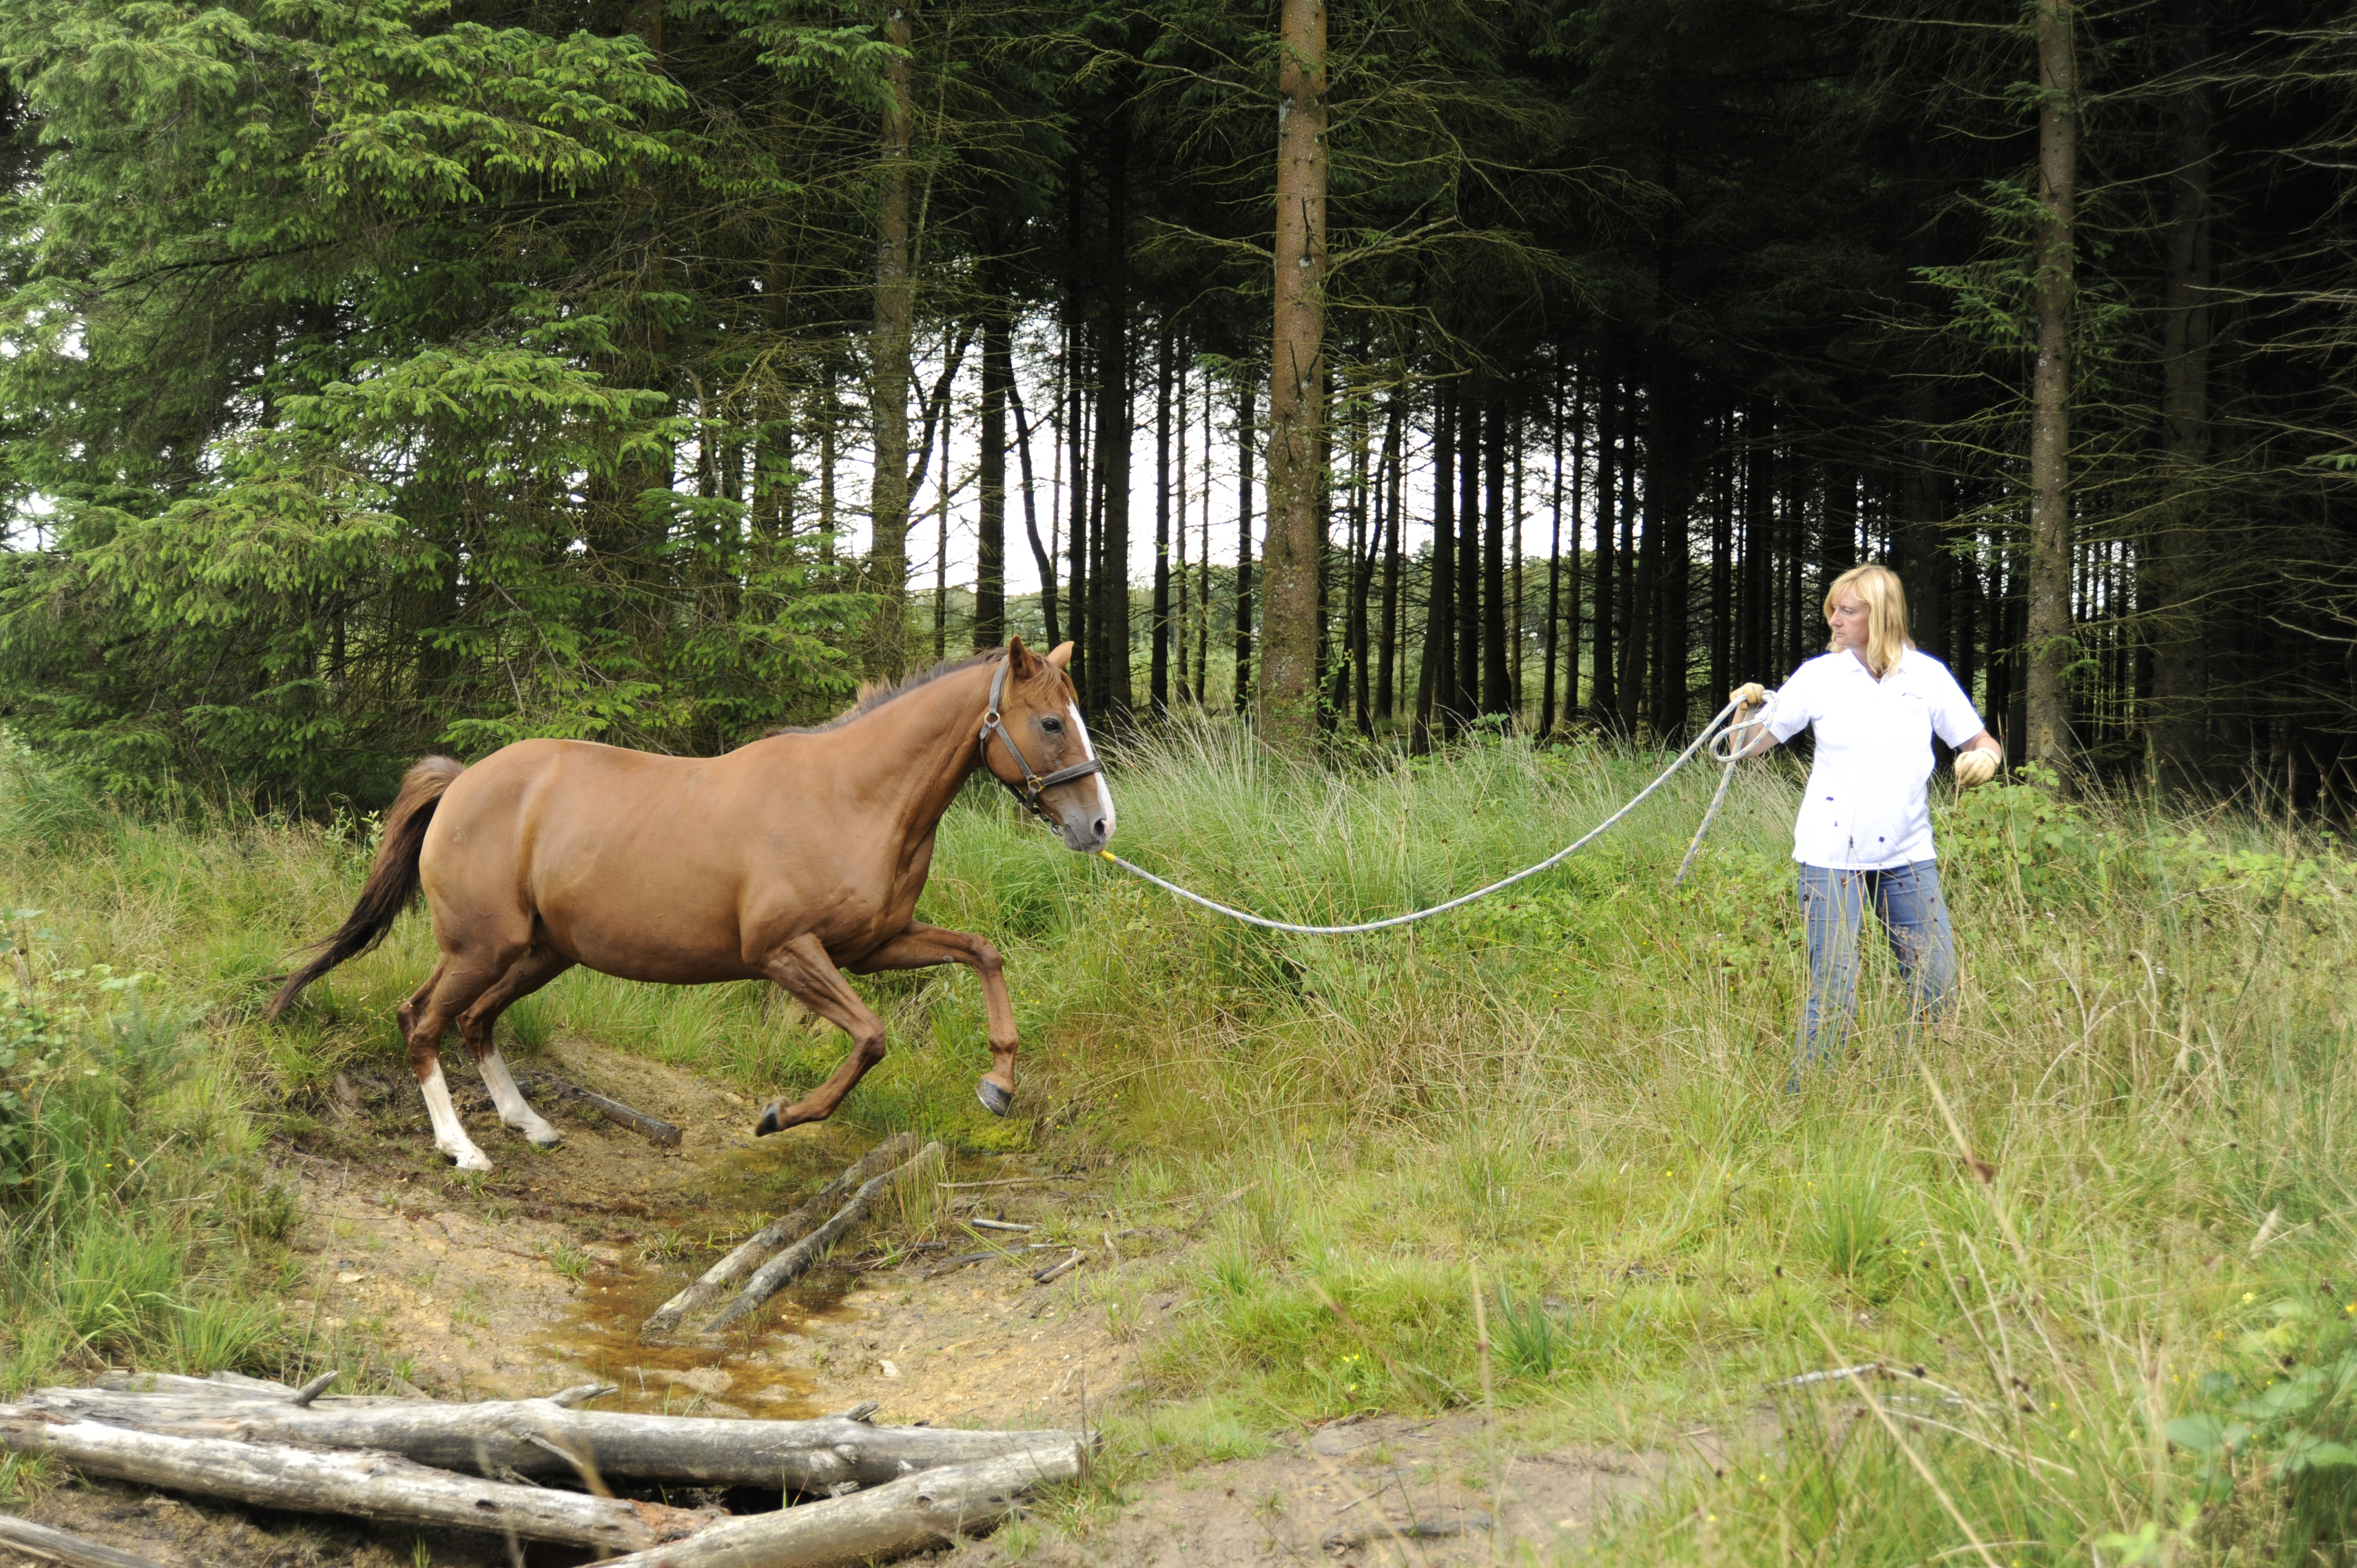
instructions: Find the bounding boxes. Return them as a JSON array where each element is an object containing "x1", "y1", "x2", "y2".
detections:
[{"x1": 1824, "y1": 564, "x2": 1913, "y2": 679}]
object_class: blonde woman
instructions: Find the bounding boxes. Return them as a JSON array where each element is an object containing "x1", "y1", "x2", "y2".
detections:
[{"x1": 1727, "y1": 564, "x2": 2004, "y2": 1079}]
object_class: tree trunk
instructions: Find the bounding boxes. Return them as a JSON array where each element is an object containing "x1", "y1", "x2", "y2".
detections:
[
  {"x1": 867, "y1": 0, "x2": 917, "y2": 677},
  {"x1": 1094, "y1": 125, "x2": 1135, "y2": 718},
  {"x1": 1455, "y1": 391, "x2": 1481, "y2": 726},
  {"x1": 2149, "y1": 0, "x2": 2212, "y2": 796},
  {"x1": 1006, "y1": 376, "x2": 1058, "y2": 648},
  {"x1": 27, "y1": 1384, "x2": 1084, "y2": 1498},
  {"x1": 1709, "y1": 405, "x2": 1731, "y2": 704},
  {"x1": 1590, "y1": 374, "x2": 1618, "y2": 722},
  {"x1": 1376, "y1": 392, "x2": 1402, "y2": 722},
  {"x1": 1417, "y1": 388, "x2": 1457, "y2": 746},
  {"x1": 1565, "y1": 374, "x2": 1584, "y2": 719},
  {"x1": 1618, "y1": 381, "x2": 1653, "y2": 740},
  {"x1": 1540, "y1": 368, "x2": 1563, "y2": 737},
  {"x1": 975, "y1": 275, "x2": 1010, "y2": 649},
  {"x1": 0, "y1": 1411, "x2": 718, "y2": 1550},
  {"x1": 1481, "y1": 383, "x2": 1510, "y2": 718},
  {"x1": 1233, "y1": 381, "x2": 1257, "y2": 714},
  {"x1": 1899, "y1": 380, "x2": 1945, "y2": 660},
  {"x1": 2025, "y1": 0, "x2": 2078, "y2": 775},
  {"x1": 645, "y1": 1134, "x2": 914, "y2": 1336},
  {"x1": 1154, "y1": 327, "x2": 1174, "y2": 712},
  {"x1": 597, "y1": 1450, "x2": 1085, "y2": 1568},
  {"x1": 1259, "y1": 0, "x2": 1327, "y2": 753}
]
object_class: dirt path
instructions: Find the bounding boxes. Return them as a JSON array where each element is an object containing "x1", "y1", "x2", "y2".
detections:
[{"x1": 5, "y1": 1037, "x2": 1729, "y2": 1567}]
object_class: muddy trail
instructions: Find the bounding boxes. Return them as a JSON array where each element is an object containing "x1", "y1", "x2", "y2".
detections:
[{"x1": 7, "y1": 1038, "x2": 1734, "y2": 1567}]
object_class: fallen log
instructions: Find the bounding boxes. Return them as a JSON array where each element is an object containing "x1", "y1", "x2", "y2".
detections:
[
  {"x1": 520, "y1": 1074, "x2": 683, "y2": 1147},
  {"x1": 704, "y1": 1143, "x2": 941, "y2": 1334},
  {"x1": 644, "y1": 1133, "x2": 917, "y2": 1337},
  {"x1": 24, "y1": 1388, "x2": 1087, "y2": 1491},
  {"x1": 594, "y1": 1446, "x2": 1084, "y2": 1568},
  {"x1": 0, "y1": 1412, "x2": 717, "y2": 1550},
  {"x1": 0, "y1": 1513, "x2": 169, "y2": 1568}
]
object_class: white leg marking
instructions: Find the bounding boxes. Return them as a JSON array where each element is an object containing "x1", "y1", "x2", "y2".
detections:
[
  {"x1": 479, "y1": 1049, "x2": 562, "y2": 1147},
  {"x1": 420, "y1": 1064, "x2": 492, "y2": 1172},
  {"x1": 1067, "y1": 704, "x2": 1116, "y2": 838}
]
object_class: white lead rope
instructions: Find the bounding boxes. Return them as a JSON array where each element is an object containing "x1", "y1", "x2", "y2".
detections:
[{"x1": 1091, "y1": 694, "x2": 1774, "y2": 936}]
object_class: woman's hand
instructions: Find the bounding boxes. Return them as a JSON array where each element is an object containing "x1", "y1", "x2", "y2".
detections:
[
  {"x1": 1953, "y1": 734, "x2": 2003, "y2": 790},
  {"x1": 1725, "y1": 684, "x2": 1776, "y2": 759}
]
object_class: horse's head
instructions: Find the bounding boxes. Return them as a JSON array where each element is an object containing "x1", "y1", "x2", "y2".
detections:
[{"x1": 981, "y1": 637, "x2": 1116, "y2": 853}]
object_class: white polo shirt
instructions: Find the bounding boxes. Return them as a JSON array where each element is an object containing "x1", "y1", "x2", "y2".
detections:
[{"x1": 1764, "y1": 647, "x2": 1987, "y2": 870}]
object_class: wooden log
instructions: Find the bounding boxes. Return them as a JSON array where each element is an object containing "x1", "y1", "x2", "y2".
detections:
[
  {"x1": 645, "y1": 1133, "x2": 917, "y2": 1337},
  {"x1": 0, "y1": 1514, "x2": 168, "y2": 1568},
  {"x1": 0, "y1": 1413, "x2": 717, "y2": 1550},
  {"x1": 564, "y1": 1083, "x2": 683, "y2": 1147},
  {"x1": 593, "y1": 1446, "x2": 1083, "y2": 1568},
  {"x1": 23, "y1": 1389, "x2": 1087, "y2": 1491},
  {"x1": 703, "y1": 1142, "x2": 940, "y2": 1334}
]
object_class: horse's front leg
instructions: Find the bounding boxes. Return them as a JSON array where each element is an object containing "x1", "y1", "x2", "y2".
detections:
[
  {"x1": 754, "y1": 933, "x2": 894, "y2": 1135},
  {"x1": 848, "y1": 923, "x2": 1021, "y2": 1117}
]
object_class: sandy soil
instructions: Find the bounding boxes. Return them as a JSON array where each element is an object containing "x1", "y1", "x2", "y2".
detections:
[{"x1": 5, "y1": 1035, "x2": 1734, "y2": 1567}]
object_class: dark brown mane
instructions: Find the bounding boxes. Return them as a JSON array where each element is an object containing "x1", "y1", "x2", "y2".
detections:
[{"x1": 767, "y1": 649, "x2": 1006, "y2": 737}]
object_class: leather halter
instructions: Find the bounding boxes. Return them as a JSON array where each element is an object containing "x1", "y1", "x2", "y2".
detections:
[{"x1": 977, "y1": 658, "x2": 1102, "y2": 827}]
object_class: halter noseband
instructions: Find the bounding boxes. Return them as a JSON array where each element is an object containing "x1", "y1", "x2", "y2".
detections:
[{"x1": 978, "y1": 659, "x2": 1103, "y2": 828}]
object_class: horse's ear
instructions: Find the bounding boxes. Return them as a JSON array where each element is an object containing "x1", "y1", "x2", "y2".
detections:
[
  {"x1": 1045, "y1": 641, "x2": 1074, "y2": 670},
  {"x1": 1006, "y1": 636, "x2": 1042, "y2": 679}
]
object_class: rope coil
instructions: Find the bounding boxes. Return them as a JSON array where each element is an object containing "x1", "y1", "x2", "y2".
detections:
[{"x1": 1091, "y1": 693, "x2": 1774, "y2": 936}]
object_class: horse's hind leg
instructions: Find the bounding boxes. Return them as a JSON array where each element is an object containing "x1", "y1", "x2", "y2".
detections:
[
  {"x1": 456, "y1": 944, "x2": 574, "y2": 1149},
  {"x1": 402, "y1": 954, "x2": 508, "y2": 1172},
  {"x1": 848, "y1": 923, "x2": 1021, "y2": 1117},
  {"x1": 753, "y1": 934, "x2": 892, "y2": 1136}
]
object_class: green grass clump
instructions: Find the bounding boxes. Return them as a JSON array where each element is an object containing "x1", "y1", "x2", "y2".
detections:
[{"x1": 9, "y1": 719, "x2": 2357, "y2": 1563}]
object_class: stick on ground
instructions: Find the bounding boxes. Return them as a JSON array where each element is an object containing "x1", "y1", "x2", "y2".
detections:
[
  {"x1": 703, "y1": 1143, "x2": 941, "y2": 1334},
  {"x1": 0, "y1": 1412, "x2": 718, "y2": 1549},
  {"x1": 644, "y1": 1133, "x2": 917, "y2": 1337},
  {"x1": 592, "y1": 1446, "x2": 1083, "y2": 1568},
  {"x1": 25, "y1": 1388, "x2": 1084, "y2": 1491},
  {"x1": 0, "y1": 1514, "x2": 169, "y2": 1568}
]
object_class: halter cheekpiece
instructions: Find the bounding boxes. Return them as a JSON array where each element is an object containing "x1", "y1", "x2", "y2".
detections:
[{"x1": 978, "y1": 658, "x2": 1102, "y2": 827}]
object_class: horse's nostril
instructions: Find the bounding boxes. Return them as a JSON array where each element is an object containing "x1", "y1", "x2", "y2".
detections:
[{"x1": 1093, "y1": 819, "x2": 1107, "y2": 838}]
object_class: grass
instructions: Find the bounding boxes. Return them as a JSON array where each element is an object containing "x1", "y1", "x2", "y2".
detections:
[{"x1": 5, "y1": 719, "x2": 2356, "y2": 1563}]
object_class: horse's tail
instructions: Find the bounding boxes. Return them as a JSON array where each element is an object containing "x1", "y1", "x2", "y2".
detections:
[{"x1": 265, "y1": 756, "x2": 465, "y2": 1021}]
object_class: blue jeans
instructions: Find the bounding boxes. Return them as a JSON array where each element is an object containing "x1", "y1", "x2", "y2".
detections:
[{"x1": 1793, "y1": 859, "x2": 1958, "y2": 1079}]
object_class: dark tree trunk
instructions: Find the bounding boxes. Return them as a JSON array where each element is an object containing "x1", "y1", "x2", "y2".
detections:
[
  {"x1": 1233, "y1": 380, "x2": 1255, "y2": 714},
  {"x1": 1377, "y1": 393, "x2": 1403, "y2": 722},
  {"x1": 1590, "y1": 373, "x2": 1618, "y2": 723},
  {"x1": 1094, "y1": 121, "x2": 1134, "y2": 718},
  {"x1": 1481, "y1": 381, "x2": 1510, "y2": 718},
  {"x1": 1709, "y1": 404, "x2": 1731, "y2": 705},
  {"x1": 2025, "y1": 0, "x2": 2078, "y2": 772},
  {"x1": 1898, "y1": 383, "x2": 1944, "y2": 662},
  {"x1": 2149, "y1": 0, "x2": 2212, "y2": 795},
  {"x1": 1456, "y1": 389, "x2": 1481, "y2": 726},
  {"x1": 1618, "y1": 378, "x2": 1653, "y2": 739},
  {"x1": 1006, "y1": 376, "x2": 1058, "y2": 648},
  {"x1": 1540, "y1": 366, "x2": 1564, "y2": 738},
  {"x1": 1151, "y1": 324, "x2": 1173, "y2": 713},
  {"x1": 1417, "y1": 388, "x2": 1457, "y2": 747},
  {"x1": 975, "y1": 278, "x2": 1010, "y2": 649}
]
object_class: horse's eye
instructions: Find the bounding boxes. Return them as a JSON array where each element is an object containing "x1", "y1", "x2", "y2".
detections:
[{"x1": 1039, "y1": 717, "x2": 1064, "y2": 736}]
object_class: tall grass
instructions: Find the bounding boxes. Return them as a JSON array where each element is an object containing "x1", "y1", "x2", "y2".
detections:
[{"x1": 7, "y1": 719, "x2": 2354, "y2": 1562}]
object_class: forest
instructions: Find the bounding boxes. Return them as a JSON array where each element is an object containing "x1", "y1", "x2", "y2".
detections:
[{"x1": 0, "y1": 0, "x2": 2348, "y2": 804}]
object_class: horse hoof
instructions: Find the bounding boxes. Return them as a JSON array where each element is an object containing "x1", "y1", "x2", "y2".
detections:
[
  {"x1": 755, "y1": 1104, "x2": 782, "y2": 1137},
  {"x1": 976, "y1": 1080, "x2": 1013, "y2": 1118}
]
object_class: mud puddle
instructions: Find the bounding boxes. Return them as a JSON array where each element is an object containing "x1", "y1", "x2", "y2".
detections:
[{"x1": 284, "y1": 1034, "x2": 903, "y2": 1406}]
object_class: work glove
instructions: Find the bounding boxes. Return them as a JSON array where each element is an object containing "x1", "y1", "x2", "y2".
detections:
[
  {"x1": 1953, "y1": 749, "x2": 2000, "y2": 790},
  {"x1": 1727, "y1": 682, "x2": 1767, "y2": 711}
]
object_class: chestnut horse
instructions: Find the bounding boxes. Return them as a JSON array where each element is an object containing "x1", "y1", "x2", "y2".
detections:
[{"x1": 266, "y1": 638, "x2": 1113, "y2": 1172}]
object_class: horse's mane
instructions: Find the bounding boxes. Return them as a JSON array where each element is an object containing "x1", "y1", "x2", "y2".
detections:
[{"x1": 766, "y1": 648, "x2": 1007, "y2": 737}]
